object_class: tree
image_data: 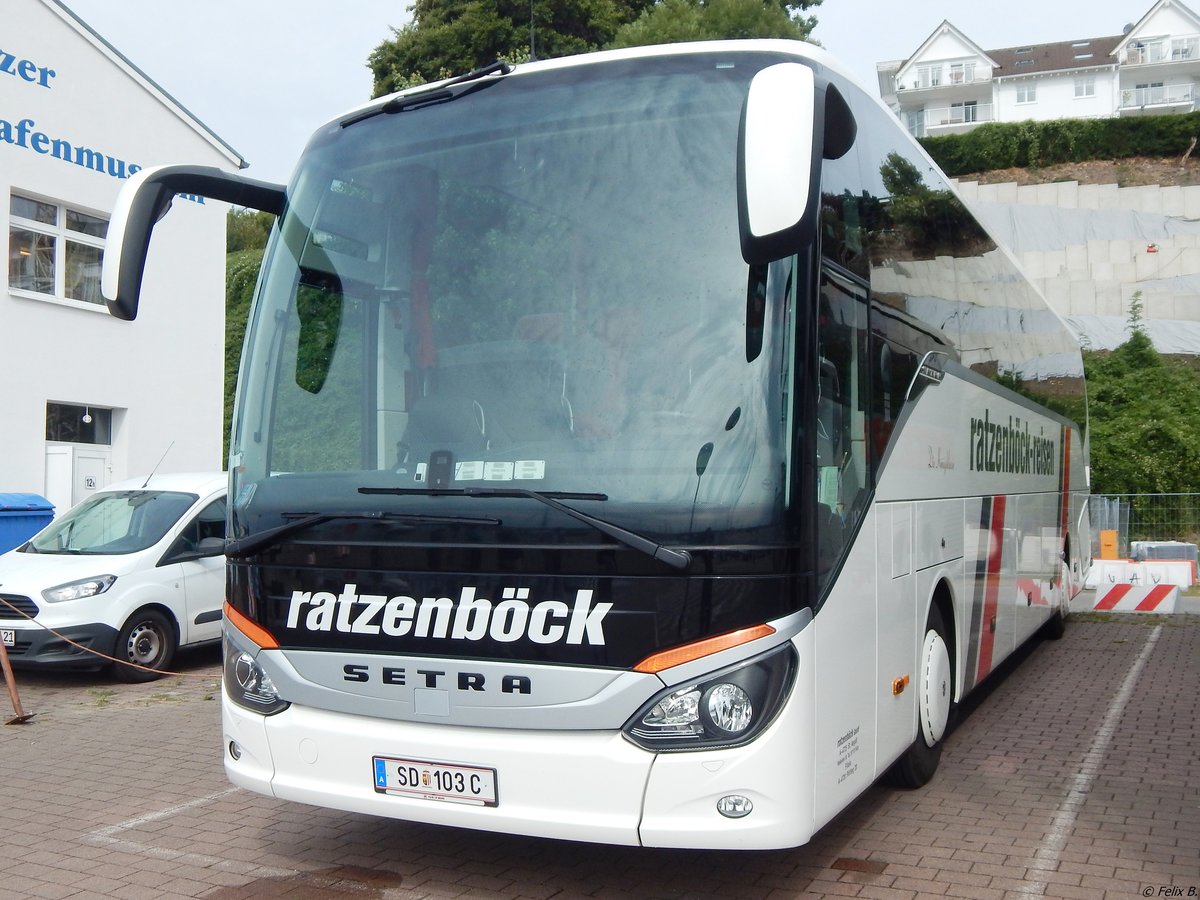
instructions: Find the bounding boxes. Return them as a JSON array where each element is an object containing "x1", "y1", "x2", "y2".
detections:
[
  {"x1": 369, "y1": 0, "x2": 657, "y2": 96},
  {"x1": 224, "y1": 249, "x2": 264, "y2": 462},
  {"x1": 224, "y1": 210, "x2": 276, "y2": 460},
  {"x1": 609, "y1": 0, "x2": 819, "y2": 48},
  {"x1": 227, "y1": 208, "x2": 275, "y2": 254},
  {"x1": 1084, "y1": 329, "x2": 1200, "y2": 496}
]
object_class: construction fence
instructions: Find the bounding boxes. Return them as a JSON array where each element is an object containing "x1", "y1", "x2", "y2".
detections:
[{"x1": 1090, "y1": 493, "x2": 1200, "y2": 559}]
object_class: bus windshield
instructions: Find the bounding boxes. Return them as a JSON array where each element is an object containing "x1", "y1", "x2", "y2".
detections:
[{"x1": 231, "y1": 53, "x2": 800, "y2": 545}]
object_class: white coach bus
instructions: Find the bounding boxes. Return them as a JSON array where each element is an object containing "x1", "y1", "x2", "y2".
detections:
[{"x1": 102, "y1": 40, "x2": 1090, "y2": 850}]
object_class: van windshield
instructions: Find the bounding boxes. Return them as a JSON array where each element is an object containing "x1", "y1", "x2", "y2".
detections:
[{"x1": 26, "y1": 490, "x2": 197, "y2": 555}]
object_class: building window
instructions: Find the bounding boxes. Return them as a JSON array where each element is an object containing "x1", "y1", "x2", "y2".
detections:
[
  {"x1": 916, "y1": 65, "x2": 941, "y2": 88},
  {"x1": 1016, "y1": 83, "x2": 1037, "y2": 103},
  {"x1": 46, "y1": 402, "x2": 112, "y2": 444},
  {"x1": 947, "y1": 62, "x2": 977, "y2": 84},
  {"x1": 1075, "y1": 76, "x2": 1096, "y2": 97},
  {"x1": 1172, "y1": 37, "x2": 1197, "y2": 59},
  {"x1": 952, "y1": 100, "x2": 979, "y2": 123},
  {"x1": 906, "y1": 109, "x2": 926, "y2": 138},
  {"x1": 8, "y1": 192, "x2": 108, "y2": 306}
]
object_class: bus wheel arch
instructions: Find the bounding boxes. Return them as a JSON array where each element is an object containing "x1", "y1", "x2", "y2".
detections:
[
  {"x1": 1043, "y1": 534, "x2": 1071, "y2": 640},
  {"x1": 886, "y1": 582, "x2": 955, "y2": 789}
]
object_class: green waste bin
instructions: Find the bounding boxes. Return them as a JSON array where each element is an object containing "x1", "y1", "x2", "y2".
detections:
[{"x1": 0, "y1": 494, "x2": 54, "y2": 553}]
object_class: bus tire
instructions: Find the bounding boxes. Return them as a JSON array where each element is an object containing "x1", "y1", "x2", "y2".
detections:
[
  {"x1": 1043, "y1": 547, "x2": 1071, "y2": 641},
  {"x1": 887, "y1": 603, "x2": 952, "y2": 789},
  {"x1": 1043, "y1": 609, "x2": 1067, "y2": 640},
  {"x1": 1043, "y1": 595, "x2": 1068, "y2": 641}
]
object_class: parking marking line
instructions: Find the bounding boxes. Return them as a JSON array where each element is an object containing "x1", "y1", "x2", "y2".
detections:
[
  {"x1": 87, "y1": 786, "x2": 298, "y2": 879},
  {"x1": 89, "y1": 786, "x2": 241, "y2": 838},
  {"x1": 1019, "y1": 624, "x2": 1162, "y2": 892}
]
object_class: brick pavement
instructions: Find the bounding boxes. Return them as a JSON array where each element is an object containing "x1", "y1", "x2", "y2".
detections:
[{"x1": 0, "y1": 617, "x2": 1197, "y2": 899}]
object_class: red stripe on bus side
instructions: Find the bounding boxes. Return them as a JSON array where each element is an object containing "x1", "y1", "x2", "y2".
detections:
[
  {"x1": 1059, "y1": 427, "x2": 1071, "y2": 538},
  {"x1": 1095, "y1": 584, "x2": 1132, "y2": 610},
  {"x1": 1017, "y1": 577, "x2": 1050, "y2": 606},
  {"x1": 975, "y1": 495, "x2": 1006, "y2": 683},
  {"x1": 1135, "y1": 585, "x2": 1174, "y2": 611}
]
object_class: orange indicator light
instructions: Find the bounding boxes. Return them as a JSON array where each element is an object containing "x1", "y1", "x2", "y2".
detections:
[{"x1": 632, "y1": 624, "x2": 776, "y2": 674}]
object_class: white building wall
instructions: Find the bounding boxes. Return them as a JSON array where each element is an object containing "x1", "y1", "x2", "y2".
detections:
[
  {"x1": 896, "y1": 29, "x2": 988, "y2": 91},
  {"x1": 995, "y1": 72, "x2": 1116, "y2": 121},
  {"x1": 2, "y1": 0, "x2": 240, "y2": 510},
  {"x1": 1132, "y1": 3, "x2": 1198, "y2": 38}
]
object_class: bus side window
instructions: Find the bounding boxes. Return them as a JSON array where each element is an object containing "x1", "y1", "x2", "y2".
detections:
[
  {"x1": 817, "y1": 267, "x2": 869, "y2": 586},
  {"x1": 868, "y1": 329, "x2": 918, "y2": 476}
]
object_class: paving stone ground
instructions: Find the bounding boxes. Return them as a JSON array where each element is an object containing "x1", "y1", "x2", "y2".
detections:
[{"x1": 1, "y1": 613, "x2": 1197, "y2": 899}]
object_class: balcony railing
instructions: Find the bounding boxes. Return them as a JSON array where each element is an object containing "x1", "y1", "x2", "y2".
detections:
[
  {"x1": 1124, "y1": 35, "x2": 1200, "y2": 65},
  {"x1": 925, "y1": 103, "x2": 995, "y2": 128},
  {"x1": 898, "y1": 67, "x2": 991, "y2": 91},
  {"x1": 1120, "y1": 83, "x2": 1195, "y2": 108}
]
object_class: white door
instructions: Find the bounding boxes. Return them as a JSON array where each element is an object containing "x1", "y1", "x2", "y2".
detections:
[
  {"x1": 44, "y1": 446, "x2": 72, "y2": 515},
  {"x1": 43, "y1": 445, "x2": 112, "y2": 511},
  {"x1": 181, "y1": 555, "x2": 226, "y2": 644},
  {"x1": 72, "y1": 449, "x2": 111, "y2": 506}
]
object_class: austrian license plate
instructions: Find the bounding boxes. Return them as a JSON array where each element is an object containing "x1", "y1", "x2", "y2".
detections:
[
  {"x1": 1, "y1": 629, "x2": 13, "y2": 648},
  {"x1": 372, "y1": 755, "x2": 498, "y2": 807}
]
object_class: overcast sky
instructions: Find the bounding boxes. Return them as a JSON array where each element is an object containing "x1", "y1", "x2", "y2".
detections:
[{"x1": 60, "y1": 0, "x2": 1149, "y2": 184}]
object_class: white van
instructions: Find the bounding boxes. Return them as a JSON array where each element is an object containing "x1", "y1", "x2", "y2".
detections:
[{"x1": 0, "y1": 472, "x2": 226, "y2": 681}]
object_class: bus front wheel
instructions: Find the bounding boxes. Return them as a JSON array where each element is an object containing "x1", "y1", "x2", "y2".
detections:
[{"x1": 887, "y1": 604, "x2": 952, "y2": 789}]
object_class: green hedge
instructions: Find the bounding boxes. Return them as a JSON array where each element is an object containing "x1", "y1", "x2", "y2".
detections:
[{"x1": 919, "y1": 112, "x2": 1200, "y2": 176}]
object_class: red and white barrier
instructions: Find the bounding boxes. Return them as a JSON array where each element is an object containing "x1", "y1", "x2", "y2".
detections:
[{"x1": 1093, "y1": 583, "x2": 1179, "y2": 613}]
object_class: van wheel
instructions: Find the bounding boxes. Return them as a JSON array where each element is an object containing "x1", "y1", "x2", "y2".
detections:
[
  {"x1": 887, "y1": 604, "x2": 952, "y2": 789},
  {"x1": 112, "y1": 609, "x2": 176, "y2": 682}
]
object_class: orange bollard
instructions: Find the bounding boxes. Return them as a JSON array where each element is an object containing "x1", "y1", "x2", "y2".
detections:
[{"x1": 1099, "y1": 529, "x2": 1119, "y2": 560}]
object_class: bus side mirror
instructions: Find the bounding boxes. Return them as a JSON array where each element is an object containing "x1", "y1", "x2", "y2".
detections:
[
  {"x1": 102, "y1": 165, "x2": 286, "y2": 320},
  {"x1": 738, "y1": 63, "x2": 817, "y2": 265}
]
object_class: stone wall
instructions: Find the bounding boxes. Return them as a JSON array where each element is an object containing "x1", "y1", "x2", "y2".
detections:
[{"x1": 953, "y1": 179, "x2": 1200, "y2": 326}]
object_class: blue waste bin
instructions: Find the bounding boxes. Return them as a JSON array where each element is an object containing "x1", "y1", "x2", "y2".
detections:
[{"x1": 0, "y1": 494, "x2": 55, "y2": 554}]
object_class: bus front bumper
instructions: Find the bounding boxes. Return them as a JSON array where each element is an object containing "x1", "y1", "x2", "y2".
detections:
[{"x1": 222, "y1": 673, "x2": 815, "y2": 850}]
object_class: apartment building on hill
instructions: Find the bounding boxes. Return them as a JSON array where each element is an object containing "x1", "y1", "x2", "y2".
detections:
[{"x1": 879, "y1": 0, "x2": 1200, "y2": 137}]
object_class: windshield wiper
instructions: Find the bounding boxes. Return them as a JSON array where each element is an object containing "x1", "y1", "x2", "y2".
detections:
[
  {"x1": 342, "y1": 61, "x2": 513, "y2": 127},
  {"x1": 360, "y1": 486, "x2": 692, "y2": 570},
  {"x1": 225, "y1": 510, "x2": 501, "y2": 559}
]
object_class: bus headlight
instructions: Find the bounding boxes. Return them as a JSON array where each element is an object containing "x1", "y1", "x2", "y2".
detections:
[
  {"x1": 623, "y1": 644, "x2": 796, "y2": 751},
  {"x1": 223, "y1": 639, "x2": 289, "y2": 715},
  {"x1": 704, "y1": 682, "x2": 754, "y2": 736}
]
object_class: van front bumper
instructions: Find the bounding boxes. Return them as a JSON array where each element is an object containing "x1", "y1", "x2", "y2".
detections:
[{"x1": 0, "y1": 621, "x2": 117, "y2": 669}]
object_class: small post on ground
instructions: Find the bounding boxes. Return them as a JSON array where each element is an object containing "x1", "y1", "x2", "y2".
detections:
[{"x1": 0, "y1": 640, "x2": 33, "y2": 724}]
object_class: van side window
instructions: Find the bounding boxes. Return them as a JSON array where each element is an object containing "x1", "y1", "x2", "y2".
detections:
[{"x1": 167, "y1": 498, "x2": 227, "y2": 558}]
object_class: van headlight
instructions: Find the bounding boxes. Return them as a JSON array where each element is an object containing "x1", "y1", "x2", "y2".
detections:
[
  {"x1": 42, "y1": 575, "x2": 116, "y2": 603},
  {"x1": 623, "y1": 644, "x2": 796, "y2": 751},
  {"x1": 223, "y1": 639, "x2": 289, "y2": 715}
]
